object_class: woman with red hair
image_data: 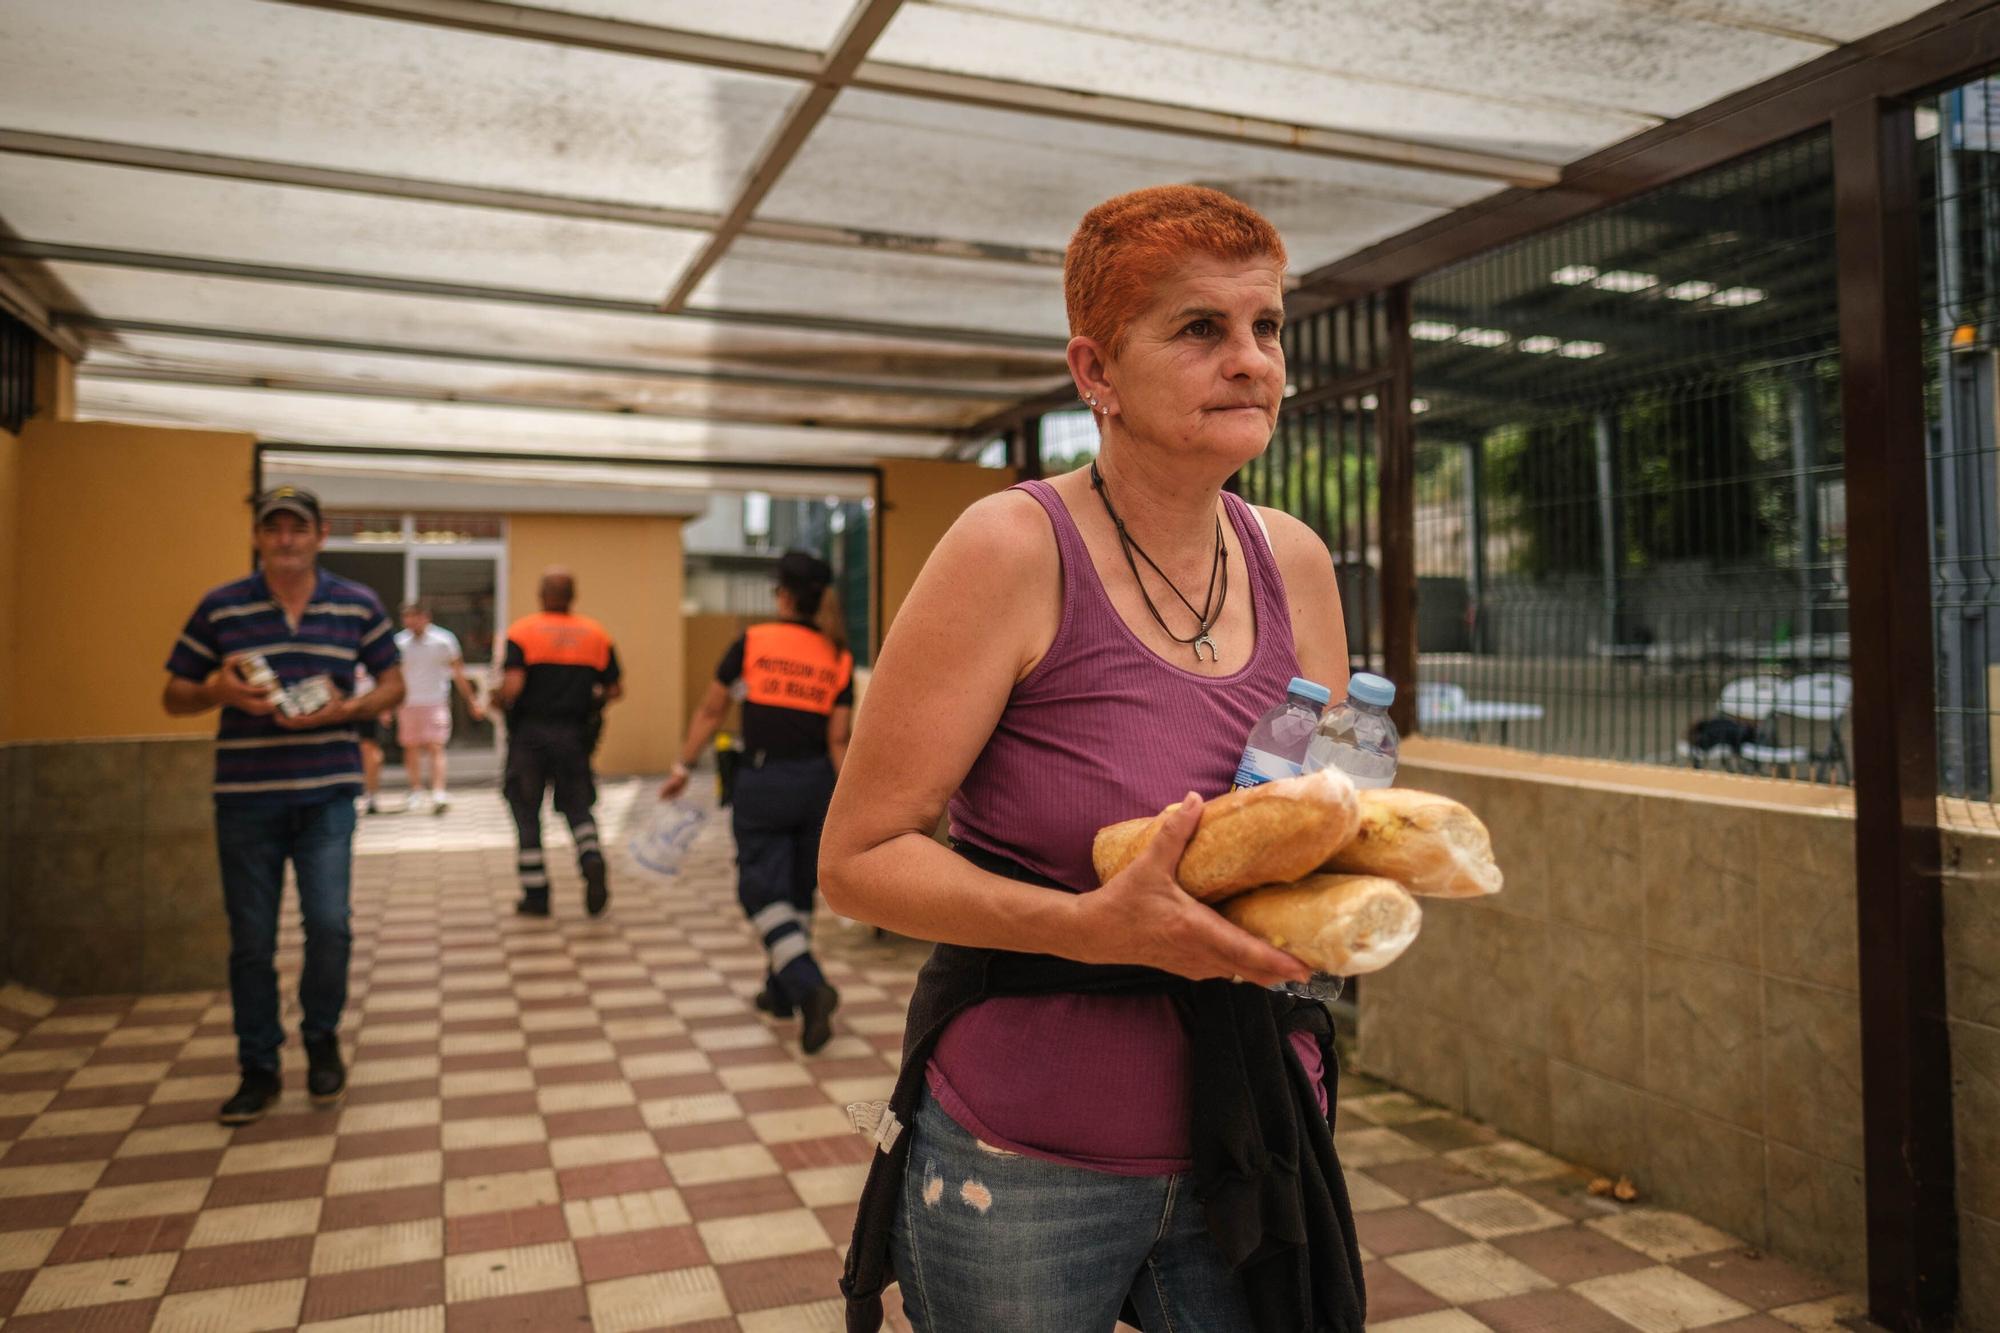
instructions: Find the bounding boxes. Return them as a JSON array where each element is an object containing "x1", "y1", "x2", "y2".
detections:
[{"x1": 824, "y1": 186, "x2": 1363, "y2": 1332}]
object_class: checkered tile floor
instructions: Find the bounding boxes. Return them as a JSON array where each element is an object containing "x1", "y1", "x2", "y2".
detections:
[{"x1": 0, "y1": 781, "x2": 1868, "y2": 1332}]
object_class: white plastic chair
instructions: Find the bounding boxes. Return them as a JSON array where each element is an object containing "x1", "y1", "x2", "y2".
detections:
[
  {"x1": 1417, "y1": 682, "x2": 1468, "y2": 720},
  {"x1": 1677, "y1": 675, "x2": 1782, "y2": 769},
  {"x1": 1739, "y1": 673, "x2": 1854, "y2": 783}
]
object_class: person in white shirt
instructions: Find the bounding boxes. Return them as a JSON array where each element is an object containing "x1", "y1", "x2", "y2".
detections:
[
  {"x1": 391, "y1": 603, "x2": 485, "y2": 812},
  {"x1": 353, "y1": 664, "x2": 384, "y2": 815}
]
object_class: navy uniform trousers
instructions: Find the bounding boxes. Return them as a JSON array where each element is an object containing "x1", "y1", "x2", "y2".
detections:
[{"x1": 732, "y1": 754, "x2": 836, "y2": 1003}]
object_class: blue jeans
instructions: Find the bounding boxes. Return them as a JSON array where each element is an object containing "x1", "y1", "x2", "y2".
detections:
[
  {"x1": 215, "y1": 798, "x2": 357, "y2": 1074},
  {"x1": 891, "y1": 1089, "x2": 1256, "y2": 1333}
]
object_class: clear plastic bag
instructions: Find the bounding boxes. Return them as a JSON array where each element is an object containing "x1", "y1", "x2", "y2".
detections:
[{"x1": 629, "y1": 799, "x2": 708, "y2": 877}]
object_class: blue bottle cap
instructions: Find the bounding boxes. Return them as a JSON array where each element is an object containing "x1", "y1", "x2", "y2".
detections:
[
  {"x1": 1347, "y1": 673, "x2": 1397, "y2": 707},
  {"x1": 1287, "y1": 677, "x2": 1332, "y2": 706}
]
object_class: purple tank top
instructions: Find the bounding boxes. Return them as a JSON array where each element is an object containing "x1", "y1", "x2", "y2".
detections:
[{"x1": 929, "y1": 479, "x2": 1312, "y2": 1175}]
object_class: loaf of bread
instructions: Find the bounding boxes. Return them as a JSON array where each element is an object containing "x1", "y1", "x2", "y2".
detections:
[
  {"x1": 1321, "y1": 788, "x2": 1502, "y2": 898},
  {"x1": 1091, "y1": 770, "x2": 1361, "y2": 903},
  {"x1": 1219, "y1": 874, "x2": 1422, "y2": 975}
]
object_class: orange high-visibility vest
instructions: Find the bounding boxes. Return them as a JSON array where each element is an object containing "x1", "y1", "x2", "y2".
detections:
[
  {"x1": 508, "y1": 612, "x2": 613, "y2": 670},
  {"x1": 742, "y1": 623, "x2": 852, "y2": 716}
]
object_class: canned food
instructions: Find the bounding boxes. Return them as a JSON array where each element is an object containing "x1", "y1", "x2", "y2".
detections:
[
  {"x1": 281, "y1": 675, "x2": 336, "y2": 718},
  {"x1": 237, "y1": 653, "x2": 278, "y2": 689},
  {"x1": 236, "y1": 653, "x2": 284, "y2": 705}
]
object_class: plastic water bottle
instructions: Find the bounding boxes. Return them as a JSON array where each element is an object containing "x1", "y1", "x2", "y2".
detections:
[
  {"x1": 1304, "y1": 673, "x2": 1400, "y2": 788},
  {"x1": 1233, "y1": 677, "x2": 1332, "y2": 790}
]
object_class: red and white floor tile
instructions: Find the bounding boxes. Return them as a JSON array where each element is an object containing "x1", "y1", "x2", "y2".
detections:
[{"x1": 0, "y1": 782, "x2": 1866, "y2": 1331}]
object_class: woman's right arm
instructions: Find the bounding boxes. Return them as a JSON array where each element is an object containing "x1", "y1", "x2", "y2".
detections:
[{"x1": 819, "y1": 493, "x2": 1309, "y2": 987}]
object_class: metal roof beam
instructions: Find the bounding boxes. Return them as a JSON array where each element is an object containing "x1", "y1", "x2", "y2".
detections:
[
  {"x1": 662, "y1": 0, "x2": 908, "y2": 312},
  {"x1": 0, "y1": 241, "x2": 1065, "y2": 351},
  {"x1": 270, "y1": 0, "x2": 1561, "y2": 186},
  {"x1": 262, "y1": 439, "x2": 889, "y2": 480},
  {"x1": 0, "y1": 265, "x2": 82, "y2": 359},
  {"x1": 956, "y1": 379, "x2": 1082, "y2": 445},
  {"x1": 0, "y1": 129, "x2": 1064, "y2": 268},
  {"x1": 62, "y1": 316, "x2": 1023, "y2": 401}
]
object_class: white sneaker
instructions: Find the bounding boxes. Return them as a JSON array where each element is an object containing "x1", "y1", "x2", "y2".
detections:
[
  {"x1": 431, "y1": 791, "x2": 449, "y2": 815},
  {"x1": 407, "y1": 790, "x2": 430, "y2": 813}
]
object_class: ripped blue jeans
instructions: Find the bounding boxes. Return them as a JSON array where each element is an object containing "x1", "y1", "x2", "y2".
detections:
[{"x1": 890, "y1": 1088, "x2": 1256, "y2": 1333}]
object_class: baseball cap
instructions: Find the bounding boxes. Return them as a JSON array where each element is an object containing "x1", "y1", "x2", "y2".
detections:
[
  {"x1": 776, "y1": 549, "x2": 834, "y2": 589},
  {"x1": 253, "y1": 485, "x2": 323, "y2": 525}
]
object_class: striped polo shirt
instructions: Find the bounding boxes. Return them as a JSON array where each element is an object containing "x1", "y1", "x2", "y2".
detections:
[{"x1": 165, "y1": 569, "x2": 400, "y2": 806}]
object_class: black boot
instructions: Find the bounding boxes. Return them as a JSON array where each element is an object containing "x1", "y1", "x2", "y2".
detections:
[
  {"x1": 800, "y1": 984, "x2": 840, "y2": 1055},
  {"x1": 305, "y1": 1035, "x2": 347, "y2": 1107},
  {"x1": 754, "y1": 978, "x2": 795, "y2": 1020},
  {"x1": 583, "y1": 854, "x2": 609, "y2": 917},
  {"x1": 218, "y1": 1069, "x2": 282, "y2": 1125},
  {"x1": 516, "y1": 891, "x2": 551, "y2": 917}
]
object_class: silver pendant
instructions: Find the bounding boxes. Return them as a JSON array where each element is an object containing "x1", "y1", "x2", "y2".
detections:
[{"x1": 1191, "y1": 633, "x2": 1219, "y2": 663}]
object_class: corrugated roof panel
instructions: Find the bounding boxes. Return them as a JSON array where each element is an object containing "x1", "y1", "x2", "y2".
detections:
[
  {"x1": 40, "y1": 265, "x2": 1068, "y2": 390},
  {"x1": 689, "y1": 237, "x2": 1070, "y2": 340},
  {"x1": 527, "y1": 0, "x2": 853, "y2": 51},
  {"x1": 0, "y1": 0, "x2": 796, "y2": 212},
  {"x1": 75, "y1": 379, "x2": 949, "y2": 460},
  {"x1": 761, "y1": 89, "x2": 1485, "y2": 264},
  {"x1": 0, "y1": 0, "x2": 1953, "y2": 462},
  {"x1": 0, "y1": 156, "x2": 708, "y2": 302},
  {"x1": 870, "y1": 3, "x2": 1662, "y2": 161},
  {"x1": 877, "y1": 0, "x2": 1834, "y2": 122},
  {"x1": 1648, "y1": 0, "x2": 1939, "y2": 45},
  {"x1": 83, "y1": 332, "x2": 1015, "y2": 429}
]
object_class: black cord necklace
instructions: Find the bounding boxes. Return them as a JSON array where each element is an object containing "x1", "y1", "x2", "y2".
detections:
[{"x1": 1090, "y1": 459, "x2": 1227, "y2": 663}]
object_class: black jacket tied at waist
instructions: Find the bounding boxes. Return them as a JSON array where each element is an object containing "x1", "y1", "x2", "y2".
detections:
[{"x1": 837, "y1": 842, "x2": 1366, "y2": 1333}]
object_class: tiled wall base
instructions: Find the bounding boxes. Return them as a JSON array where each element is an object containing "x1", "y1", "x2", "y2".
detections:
[
  {"x1": 1362, "y1": 755, "x2": 2000, "y2": 1329},
  {"x1": 3, "y1": 738, "x2": 226, "y2": 995},
  {"x1": 0, "y1": 983, "x2": 56, "y2": 1055}
]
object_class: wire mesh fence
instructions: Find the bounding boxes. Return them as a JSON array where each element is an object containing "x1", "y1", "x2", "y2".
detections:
[
  {"x1": 1241, "y1": 293, "x2": 1397, "y2": 675},
  {"x1": 1408, "y1": 130, "x2": 1850, "y2": 783},
  {"x1": 1920, "y1": 72, "x2": 2000, "y2": 812}
]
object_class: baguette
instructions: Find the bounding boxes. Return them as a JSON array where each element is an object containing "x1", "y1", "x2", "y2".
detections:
[
  {"x1": 1322, "y1": 788, "x2": 1502, "y2": 898},
  {"x1": 1091, "y1": 770, "x2": 1361, "y2": 903},
  {"x1": 1219, "y1": 874, "x2": 1421, "y2": 975}
]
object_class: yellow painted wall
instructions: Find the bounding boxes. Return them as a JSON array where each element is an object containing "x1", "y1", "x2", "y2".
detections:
[
  {"x1": 33, "y1": 342, "x2": 76, "y2": 426},
  {"x1": 506, "y1": 514, "x2": 685, "y2": 776},
  {"x1": 13, "y1": 420, "x2": 255, "y2": 741},
  {"x1": 683, "y1": 612, "x2": 752, "y2": 740},
  {"x1": 877, "y1": 459, "x2": 1017, "y2": 639},
  {"x1": 0, "y1": 422, "x2": 19, "y2": 741}
]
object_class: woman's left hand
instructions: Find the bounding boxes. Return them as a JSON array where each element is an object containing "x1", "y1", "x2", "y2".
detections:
[{"x1": 1072, "y1": 793, "x2": 1312, "y2": 987}]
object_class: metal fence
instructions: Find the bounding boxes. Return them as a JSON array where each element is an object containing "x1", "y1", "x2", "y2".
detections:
[
  {"x1": 1240, "y1": 291, "x2": 1401, "y2": 675},
  {"x1": 1922, "y1": 72, "x2": 2000, "y2": 806},
  {"x1": 1408, "y1": 130, "x2": 1851, "y2": 780}
]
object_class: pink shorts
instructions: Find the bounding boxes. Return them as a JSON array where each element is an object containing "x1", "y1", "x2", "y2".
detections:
[{"x1": 396, "y1": 704, "x2": 452, "y2": 746}]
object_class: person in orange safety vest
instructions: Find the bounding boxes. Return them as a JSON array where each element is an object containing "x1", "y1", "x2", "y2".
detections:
[{"x1": 662, "y1": 550, "x2": 853, "y2": 1053}]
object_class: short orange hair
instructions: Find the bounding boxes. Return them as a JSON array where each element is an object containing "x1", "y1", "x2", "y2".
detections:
[{"x1": 1064, "y1": 185, "x2": 1287, "y2": 355}]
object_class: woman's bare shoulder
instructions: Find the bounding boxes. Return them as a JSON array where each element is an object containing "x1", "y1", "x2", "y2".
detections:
[
  {"x1": 934, "y1": 487, "x2": 1058, "y2": 573},
  {"x1": 1253, "y1": 505, "x2": 1336, "y2": 574}
]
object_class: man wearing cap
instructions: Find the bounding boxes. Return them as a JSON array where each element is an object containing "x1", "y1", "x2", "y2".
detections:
[
  {"x1": 662, "y1": 550, "x2": 852, "y2": 1053},
  {"x1": 163, "y1": 487, "x2": 405, "y2": 1125},
  {"x1": 496, "y1": 569, "x2": 622, "y2": 917}
]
